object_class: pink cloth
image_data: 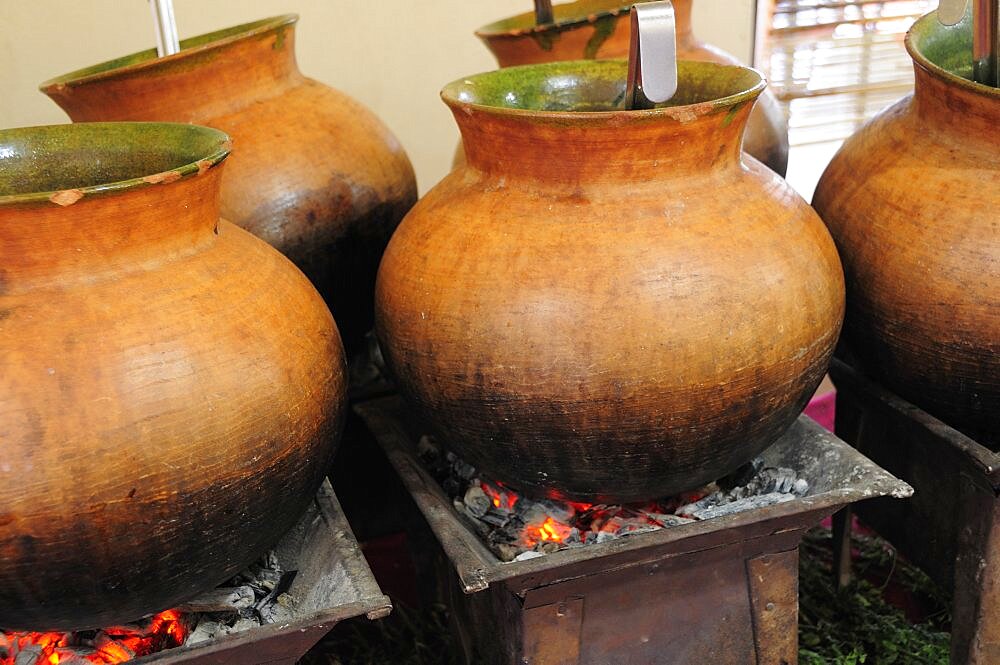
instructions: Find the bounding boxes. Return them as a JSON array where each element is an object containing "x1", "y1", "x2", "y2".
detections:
[{"x1": 805, "y1": 391, "x2": 836, "y2": 432}]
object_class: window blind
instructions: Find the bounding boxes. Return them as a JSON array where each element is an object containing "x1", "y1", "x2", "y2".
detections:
[{"x1": 761, "y1": 0, "x2": 938, "y2": 146}]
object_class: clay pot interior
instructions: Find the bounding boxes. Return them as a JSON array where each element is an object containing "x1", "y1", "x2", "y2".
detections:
[
  {"x1": 40, "y1": 16, "x2": 296, "y2": 88},
  {"x1": 908, "y1": 9, "x2": 982, "y2": 85},
  {"x1": 0, "y1": 123, "x2": 229, "y2": 201},
  {"x1": 476, "y1": 0, "x2": 629, "y2": 37},
  {"x1": 444, "y1": 58, "x2": 764, "y2": 114}
]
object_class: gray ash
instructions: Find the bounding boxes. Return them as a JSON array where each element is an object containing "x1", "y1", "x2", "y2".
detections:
[{"x1": 418, "y1": 436, "x2": 809, "y2": 563}]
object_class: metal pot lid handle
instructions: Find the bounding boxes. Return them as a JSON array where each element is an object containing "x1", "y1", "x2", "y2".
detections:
[
  {"x1": 625, "y1": 1, "x2": 679, "y2": 109},
  {"x1": 938, "y1": 0, "x2": 969, "y2": 26}
]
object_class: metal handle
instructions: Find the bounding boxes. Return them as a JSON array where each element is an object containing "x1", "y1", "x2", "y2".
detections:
[
  {"x1": 938, "y1": 0, "x2": 969, "y2": 25},
  {"x1": 148, "y1": 0, "x2": 180, "y2": 57},
  {"x1": 938, "y1": 0, "x2": 999, "y2": 86},
  {"x1": 972, "y1": 0, "x2": 999, "y2": 85},
  {"x1": 625, "y1": 1, "x2": 678, "y2": 109},
  {"x1": 534, "y1": 0, "x2": 554, "y2": 26}
]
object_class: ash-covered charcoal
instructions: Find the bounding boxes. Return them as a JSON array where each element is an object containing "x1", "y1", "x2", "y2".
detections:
[
  {"x1": 425, "y1": 445, "x2": 809, "y2": 562},
  {"x1": 480, "y1": 509, "x2": 513, "y2": 527},
  {"x1": 643, "y1": 512, "x2": 696, "y2": 527},
  {"x1": 685, "y1": 492, "x2": 796, "y2": 520},
  {"x1": 447, "y1": 452, "x2": 477, "y2": 481},
  {"x1": 463, "y1": 485, "x2": 491, "y2": 518},
  {"x1": 729, "y1": 466, "x2": 808, "y2": 498},
  {"x1": 176, "y1": 585, "x2": 256, "y2": 613},
  {"x1": 186, "y1": 619, "x2": 223, "y2": 646}
]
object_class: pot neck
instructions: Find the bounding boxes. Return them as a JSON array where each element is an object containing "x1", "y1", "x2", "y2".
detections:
[
  {"x1": 41, "y1": 17, "x2": 301, "y2": 123},
  {"x1": 0, "y1": 169, "x2": 223, "y2": 293},
  {"x1": 454, "y1": 103, "x2": 754, "y2": 186},
  {"x1": 673, "y1": 0, "x2": 696, "y2": 46},
  {"x1": 912, "y1": 62, "x2": 1000, "y2": 140}
]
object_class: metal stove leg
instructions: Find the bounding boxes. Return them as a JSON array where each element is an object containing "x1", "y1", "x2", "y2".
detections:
[
  {"x1": 952, "y1": 478, "x2": 1000, "y2": 664},
  {"x1": 747, "y1": 549, "x2": 799, "y2": 665},
  {"x1": 831, "y1": 506, "x2": 854, "y2": 589}
]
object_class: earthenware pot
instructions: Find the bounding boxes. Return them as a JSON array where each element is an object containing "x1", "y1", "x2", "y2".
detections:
[
  {"x1": 0, "y1": 123, "x2": 346, "y2": 630},
  {"x1": 813, "y1": 11, "x2": 999, "y2": 448},
  {"x1": 469, "y1": 0, "x2": 789, "y2": 175},
  {"x1": 40, "y1": 15, "x2": 418, "y2": 356},
  {"x1": 376, "y1": 60, "x2": 843, "y2": 502}
]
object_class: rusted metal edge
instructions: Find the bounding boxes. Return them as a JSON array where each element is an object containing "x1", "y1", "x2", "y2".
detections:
[
  {"x1": 353, "y1": 400, "x2": 496, "y2": 593},
  {"x1": 134, "y1": 480, "x2": 391, "y2": 663},
  {"x1": 830, "y1": 357, "x2": 1000, "y2": 485},
  {"x1": 354, "y1": 395, "x2": 912, "y2": 595},
  {"x1": 315, "y1": 482, "x2": 395, "y2": 621}
]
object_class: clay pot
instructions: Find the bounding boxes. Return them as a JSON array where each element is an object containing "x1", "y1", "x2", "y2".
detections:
[
  {"x1": 813, "y1": 12, "x2": 999, "y2": 448},
  {"x1": 469, "y1": 0, "x2": 789, "y2": 175},
  {"x1": 40, "y1": 15, "x2": 417, "y2": 356},
  {"x1": 0, "y1": 123, "x2": 346, "y2": 630},
  {"x1": 376, "y1": 61, "x2": 843, "y2": 502}
]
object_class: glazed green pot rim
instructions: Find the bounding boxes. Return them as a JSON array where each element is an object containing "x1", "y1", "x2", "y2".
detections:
[
  {"x1": 906, "y1": 10, "x2": 1000, "y2": 99},
  {"x1": 441, "y1": 59, "x2": 766, "y2": 122},
  {"x1": 0, "y1": 122, "x2": 231, "y2": 207},
  {"x1": 476, "y1": 0, "x2": 631, "y2": 38},
  {"x1": 39, "y1": 14, "x2": 297, "y2": 91}
]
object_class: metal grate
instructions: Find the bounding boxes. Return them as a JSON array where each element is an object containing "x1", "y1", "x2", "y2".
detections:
[{"x1": 762, "y1": 0, "x2": 937, "y2": 146}]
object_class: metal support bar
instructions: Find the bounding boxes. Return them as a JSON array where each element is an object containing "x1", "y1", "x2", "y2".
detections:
[{"x1": 148, "y1": 0, "x2": 180, "y2": 57}]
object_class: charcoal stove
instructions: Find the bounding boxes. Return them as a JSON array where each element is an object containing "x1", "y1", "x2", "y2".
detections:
[
  {"x1": 1, "y1": 481, "x2": 390, "y2": 665},
  {"x1": 830, "y1": 358, "x2": 1000, "y2": 665},
  {"x1": 355, "y1": 395, "x2": 911, "y2": 665}
]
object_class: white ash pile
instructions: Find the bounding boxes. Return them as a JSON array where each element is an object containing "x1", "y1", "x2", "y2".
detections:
[{"x1": 418, "y1": 435, "x2": 809, "y2": 563}]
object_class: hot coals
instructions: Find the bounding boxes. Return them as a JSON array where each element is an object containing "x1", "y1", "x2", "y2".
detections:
[
  {"x1": 421, "y1": 434, "x2": 809, "y2": 562},
  {"x1": 1, "y1": 551, "x2": 295, "y2": 665}
]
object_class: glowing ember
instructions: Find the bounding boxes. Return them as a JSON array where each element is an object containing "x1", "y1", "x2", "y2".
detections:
[
  {"x1": 422, "y1": 436, "x2": 810, "y2": 562},
  {"x1": 532, "y1": 517, "x2": 573, "y2": 544},
  {"x1": 0, "y1": 610, "x2": 189, "y2": 665},
  {"x1": 481, "y1": 481, "x2": 518, "y2": 511}
]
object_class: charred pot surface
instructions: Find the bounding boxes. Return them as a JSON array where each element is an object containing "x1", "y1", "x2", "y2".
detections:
[
  {"x1": 420, "y1": 434, "x2": 809, "y2": 562},
  {"x1": 0, "y1": 481, "x2": 390, "y2": 665}
]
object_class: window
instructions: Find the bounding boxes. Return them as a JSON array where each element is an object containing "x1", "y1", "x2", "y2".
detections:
[{"x1": 758, "y1": 0, "x2": 938, "y2": 196}]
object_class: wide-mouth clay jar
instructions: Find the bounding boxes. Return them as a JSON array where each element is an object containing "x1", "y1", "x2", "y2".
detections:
[
  {"x1": 470, "y1": 0, "x2": 789, "y2": 175},
  {"x1": 813, "y1": 11, "x2": 1000, "y2": 448},
  {"x1": 40, "y1": 15, "x2": 418, "y2": 356},
  {"x1": 0, "y1": 122, "x2": 346, "y2": 630},
  {"x1": 376, "y1": 60, "x2": 844, "y2": 503}
]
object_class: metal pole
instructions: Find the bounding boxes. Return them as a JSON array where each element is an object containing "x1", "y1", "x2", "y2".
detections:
[
  {"x1": 534, "y1": 0, "x2": 554, "y2": 26},
  {"x1": 972, "y1": 0, "x2": 999, "y2": 86},
  {"x1": 149, "y1": 0, "x2": 180, "y2": 57}
]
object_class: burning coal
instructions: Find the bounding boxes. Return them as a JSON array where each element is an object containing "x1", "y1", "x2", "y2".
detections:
[
  {"x1": 419, "y1": 435, "x2": 809, "y2": 562},
  {"x1": 0, "y1": 551, "x2": 297, "y2": 665},
  {"x1": 0, "y1": 610, "x2": 188, "y2": 665}
]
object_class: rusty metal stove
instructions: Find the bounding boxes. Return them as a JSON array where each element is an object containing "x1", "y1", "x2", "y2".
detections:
[
  {"x1": 355, "y1": 395, "x2": 911, "y2": 665},
  {"x1": 830, "y1": 358, "x2": 1000, "y2": 665},
  {"x1": 137, "y1": 481, "x2": 389, "y2": 665}
]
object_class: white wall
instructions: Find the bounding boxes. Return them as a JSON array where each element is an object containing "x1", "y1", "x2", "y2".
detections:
[{"x1": 0, "y1": 1, "x2": 755, "y2": 192}]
